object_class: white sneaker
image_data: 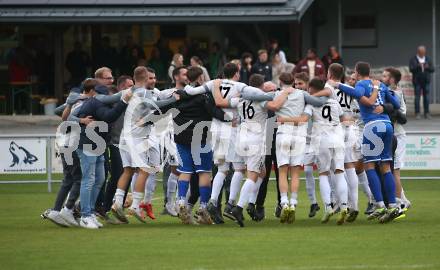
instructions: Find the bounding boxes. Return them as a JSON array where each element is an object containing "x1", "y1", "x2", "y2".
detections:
[
  {"x1": 46, "y1": 210, "x2": 70, "y2": 227},
  {"x1": 59, "y1": 207, "x2": 79, "y2": 226},
  {"x1": 91, "y1": 214, "x2": 104, "y2": 228},
  {"x1": 80, "y1": 216, "x2": 99, "y2": 229},
  {"x1": 165, "y1": 202, "x2": 178, "y2": 217}
]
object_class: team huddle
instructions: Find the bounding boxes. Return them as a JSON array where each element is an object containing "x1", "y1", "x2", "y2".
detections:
[{"x1": 42, "y1": 60, "x2": 411, "y2": 229}]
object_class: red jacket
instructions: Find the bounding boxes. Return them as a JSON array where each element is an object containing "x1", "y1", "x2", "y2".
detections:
[{"x1": 293, "y1": 57, "x2": 326, "y2": 81}]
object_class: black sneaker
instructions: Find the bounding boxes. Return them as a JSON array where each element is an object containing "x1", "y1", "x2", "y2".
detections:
[
  {"x1": 223, "y1": 202, "x2": 235, "y2": 221},
  {"x1": 246, "y1": 203, "x2": 257, "y2": 221},
  {"x1": 254, "y1": 206, "x2": 265, "y2": 222},
  {"x1": 275, "y1": 204, "x2": 282, "y2": 218},
  {"x1": 364, "y1": 202, "x2": 375, "y2": 215},
  {"x1": 231, "y1": 206, "x2": 245, "y2": 227},
  {"x1": 207, "y1": 202, "x2": 224, "y2": 224},
  {"x1": 345, "y1": 209, "x2": 359, "y2": 223},
  {"x1": 308, "y1": 203, "x2": 320, "y2": 218}
]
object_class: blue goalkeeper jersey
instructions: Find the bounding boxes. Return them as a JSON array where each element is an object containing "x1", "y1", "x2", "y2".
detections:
[{"x1": 338, "y1": 79, "x2": 400, "y2": 124}]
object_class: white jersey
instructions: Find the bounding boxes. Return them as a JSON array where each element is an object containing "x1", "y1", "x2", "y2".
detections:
[
  {"x1": 275, "y1": 89, "x2": 306, "y2": 118},
  {"x1": 393, "y1": 89, "x2": 406, "y2": 136},
  {"x1": 326, "y1": 82, "x2": 355, "y2": 116},
  {"x1": 304, "y1": 99, "x2": 345, "y2": 149},
  {"x1": 237, "y1": 98, "x2": 268, "y2": 134}
]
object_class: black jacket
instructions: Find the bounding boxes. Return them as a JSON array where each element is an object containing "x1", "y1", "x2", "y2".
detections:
[
  {"x1": 251, "y1": 61, "x2": 272, "y2": 82},
  {"x1": 409, "y1": 55, "x2": 434, "y2": 84},
  {"x1": 158, "y1": 90, "x2": 228, "y2": 145},
  {"x1": 74, "y1": 97, "x2": 127, "y2": 150}
]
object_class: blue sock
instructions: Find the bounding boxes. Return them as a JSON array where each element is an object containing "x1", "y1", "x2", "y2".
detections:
[
  {"x1": 178, "y1": 180, "x2": 189, "y2": 200},
  {"x1": 199, "y1": 186, "x2": 211, "y2": 207},
  {"x1": 365, "y1": 169, "x2": 384, "y2": 203},
  {"x1": 383, "y1": 171, "x2": 396, "y2": 205}
]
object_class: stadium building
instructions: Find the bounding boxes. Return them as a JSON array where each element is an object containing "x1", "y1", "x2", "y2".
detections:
[{"x1": 0, "y1": 0, "x2": 438, "y2": 114}]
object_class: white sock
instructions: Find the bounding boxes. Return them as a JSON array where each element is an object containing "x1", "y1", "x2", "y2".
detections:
[
  {"x1": 144, "y1": 174, "x2": 156, "y2": 204},
  {"x1": 345, "y1": 168, "x2": 359, "y2": 211},
  {"x1": 130, "y1": 173, "x2": 138, "y2": 192},
  {"x1": 318, "y1": 175, "x2": 331, "y2": 206},
  {"x1": 329, "y1": 172, "x2": 337, "y2": 205},
  {"x1": 280, "y1": 192, "x2": 288, "y2": 206},
  {"x1": 131, "y1": 191, "x2": 143, "y2": 209},
  {"x1": 401, "y1": 188, "x2": 410, "y2": 204},
  {"x1": 237, "y1": 179, "x2": 255, "y2": 208},
  {"x1": 358, "y1": 171, "x2": 373, "y2": 203},
  {"x1": 210, "y1": 171, "x2": 227, "y2": 205},
  {"x1": 248, "y1": 177, "x2": 263, "y2": 204},
  {"x1": 115, "y1": 188, "x2": 126, "y2": 207},
  {"x1": 166, "y1": 173, "x2": 178, "y2": 203},
  {"x1": 335, "y1": 172, "x2": 348, "y2": 210},
  {"x1": 228, "y1": 171, "x2": 243, "y2": 204},
  {"x1": 304, "y1": 165, "x2": 317, "y2": 204},
  {"x1": 289, "y1": 192, "x2": 298, "y2": 206}
]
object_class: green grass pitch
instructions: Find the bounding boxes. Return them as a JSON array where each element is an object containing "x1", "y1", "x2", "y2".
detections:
[{"x1": 1, "y1": 172, "x2": 440, "y2": 270}]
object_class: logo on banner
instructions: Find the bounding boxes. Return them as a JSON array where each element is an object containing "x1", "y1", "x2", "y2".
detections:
[{"x1": 9, "y1": 141, "x2": 38, "y2": 167}]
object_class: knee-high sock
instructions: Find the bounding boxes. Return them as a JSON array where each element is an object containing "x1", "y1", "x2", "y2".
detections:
[
  {"x1": 228, "y1": 171, "x2": 243, "y2": 204},
  {"x1": 345, "y1": 168, "x2": 359, "y2": 211},
  {"x1": 383, "y1": 171, "x2": 397, "y2": 206},
  {"x1": 358, "y1": 171, "x2": 373, "y2": 203},
  {"x1": 115, "y1": 188, "x2": 126, "y2": 207},
  {"x1": 199, "y1": 186, "x2": 211, "y2": 208},
  {"x1": 144, "y1": 174, "x2": 156, "y2": 204},
  {"x1": 248, "y1": 177, "x2": 263, "y2": 204},
  {"x1": 131, "y1": 191, "x2": 143, "y2": 209},
  {"x1": 210, "y1": 171, "x2": 227, "y2": 205},
  {"x1": 318, "y1": 175, "x2": 332, "y2": 208},
  {"x1": 130, "y1": 173, "x2": 138, "y2": 192},
  {"x1": 334, "y1": 172, "x2": 348, "y2": 210},
  {"x1": 304, "y1": 165, "x2": 317, "y2": 204},
  {"x1": 329, "y1": 171, "x2": 337, "y2": 205},
  {"x1": 178, "y1": 180, "x2": 190, "y2": 204},
  {"x1": 237, "y1": 179, "x2": 255, "y2": 208},
  {"x1": 166, "y1": 173, "x2": 178, "y2": 203},
  {"x1": 365, "y1": 169, "x2": 384, "y2": 207}
]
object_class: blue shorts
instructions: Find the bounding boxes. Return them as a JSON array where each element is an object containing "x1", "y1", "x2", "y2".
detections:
[
  {"x1": 176, "y1": 143, "x2": 213, "y2": 174},
  {"x1": 361, "y1": 120, "x2": 393, "y2": 163}
]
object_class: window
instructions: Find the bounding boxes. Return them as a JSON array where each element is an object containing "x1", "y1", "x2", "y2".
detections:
[{"x1": 342, "y1": 15, "x2": 377, "y2": 47}]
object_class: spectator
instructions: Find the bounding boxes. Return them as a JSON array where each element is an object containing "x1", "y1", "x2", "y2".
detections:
[
  {"x1": 208, "y1": 42, "x2": 226, "y2": 79},
  {"x1": 190, "y1": 56, "x2": 210, "y2": 83},
  {"x1": 409, "y1": 45, "x2": 435, "y2": 119},
  {"x1": 148, "y1": 47, "x2": 167, "y2": 82},
  {"x1": 268, "y1": 39, "x2": 287, "y2": 64},
  {"x1": 240, "y1": 52, "x2": 253, "y2": 84},
  {"x1": 322, "y1": 46, "x2": 343, "y2": 71},
  {"x1": 119, "y1": 36, "x2": 145, "y2": 76},
  {"x1": 93, "y1": 36, "x2": 118, "y2": 72},
  {"x1": 272, "y1": 50, "x2": 295, "y2": 86},
  {"x1": 168, "y1": 53, "x2": 184, "y2": 83},
  {"x1": 251, "y1": 49, "x2": 272, "y2": 82},
  {"x1": 293, "y1": 48, "x2": 326, "y2": 81},
  {"x1": 65, "y1": 42, "x2": 90, "y2": 87}
]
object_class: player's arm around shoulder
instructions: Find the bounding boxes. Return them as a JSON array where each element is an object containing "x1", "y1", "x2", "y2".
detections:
[
  {"x1": 276, "y1": 103, "x2": 311, "y2": 125},
  {"x1": 358, "y1": 80, "x2": 379, "y2": 106},
  {"x1": 265, "y1": 87, "x2": 291, "y2": 111}
]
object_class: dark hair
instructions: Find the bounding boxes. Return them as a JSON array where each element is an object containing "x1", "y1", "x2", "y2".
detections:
[
  {"x1": 172, "y1": 66, "x2": 186, "y2": 80},
  {"x1": 187, "y1": 66, "x2": 204, "y2": 82},
  {"x1": 384, "y1": 67, "x2": 402, "y2": 84},
  {"x1": 146, "y1": 67, "x2": 156, "y2": 74},
  {"x1": 249, "y1": 74, "x2": 265, "y2": 88},
  {"x1": 116, "y1": 75, "x2": 132, "y2": 88},
  {"x1": 355, "y1": 61, "x2": 370, "y2": 77},
  {"x1": 309, "y1": 78, "x2": 325, "y2": 91},
  {"x1": 294, "y1": 72, "x2": 309, "y2": 83},
  {"x1": 328, "y1": 63, "x2": 344, "y2": 80},
  {"x1": 241, "y1": 52, "x2": 253, "y2": 61},
  {"x1": 223, "y1": 63, "x2": 239, "y2": 79},
  {"x1": 191, "y1": 56, "x2": 203, "y2": 66},
  {"x1": 279, "y1": 72, "x2": 294, "y2": 85},
  {"x1": 82, "y1": 78, "x2": 98, "y2": 93},
  {"x1": 108, "y1": 85, "x2": 118, "y2": 95},
  {"x1": 307, "y1": 48, "x2": 317, "y2": 55}
]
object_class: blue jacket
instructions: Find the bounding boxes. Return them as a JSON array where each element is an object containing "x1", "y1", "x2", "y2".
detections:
[{"x1": 72, "y1": 97, "x2": 127, "y2": 150}]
